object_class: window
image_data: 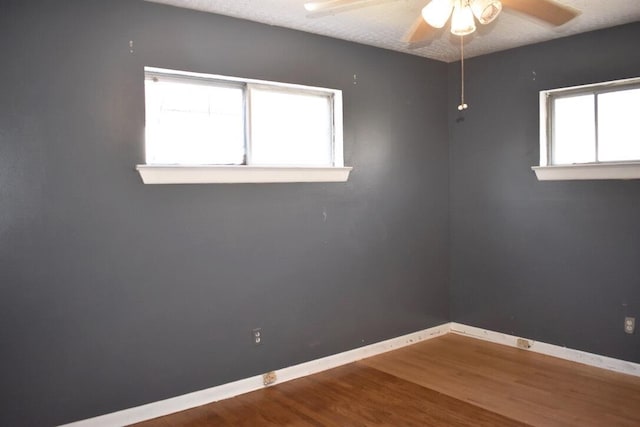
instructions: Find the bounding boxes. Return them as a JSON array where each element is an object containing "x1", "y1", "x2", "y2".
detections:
[
  {"x1": 145, "y1": 75, "x2": 245, "y2": 165},
  {"x1": 137, "y1": 67, "x2": 351, "y2": 184},
  {"x1": 533, "y1": 76, "x2": 640, "y2": 181}
]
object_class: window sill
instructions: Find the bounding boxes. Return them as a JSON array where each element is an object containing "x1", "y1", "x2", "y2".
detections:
[
  {"x1": 532, "y1": 162, "x2": 640, "y2": 181},
  {"x1": 136, "y1": 165, "x2": 353, "y2": 184}
]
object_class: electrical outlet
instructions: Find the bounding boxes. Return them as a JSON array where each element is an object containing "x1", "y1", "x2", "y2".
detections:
[
  {"x1": 252, "y1": 328, "x2": 262, "y2": 345},
  {"x1": 624, "y1": 317, "x2": 635, "y2": 334},
  {"x1": 263, "y1": 371, "x2": 277, "y2": 386},
  {"x1": 516, "y1": 338, "x2": 532, "y2": 349}
]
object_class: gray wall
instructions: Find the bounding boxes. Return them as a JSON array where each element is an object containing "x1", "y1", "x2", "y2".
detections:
[
  {"x1": 449, "y1": 22, "x2": 640, "y2": 363},
  {"x1": 3, "y1": 0, "x2": 638, "y2": 425},
  {"x1": 0, "y1": 1, "x2": 450, "y2": 425}
]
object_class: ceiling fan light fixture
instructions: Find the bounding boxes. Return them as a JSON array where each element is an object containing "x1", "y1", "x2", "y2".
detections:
[
  {"x1": 451, "y1": 1, "x2": 476, "y2": 36},
  {"x1": 421, "y1": 0, "x2": 454, "y2": 29},
  {"x1": 470, "y1": 0, "x2": 502, "y2": 25}
]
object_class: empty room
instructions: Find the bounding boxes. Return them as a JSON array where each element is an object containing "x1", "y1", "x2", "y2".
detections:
[{"x1": 2, "y1": 0, "x2": 640, "y2": 426}]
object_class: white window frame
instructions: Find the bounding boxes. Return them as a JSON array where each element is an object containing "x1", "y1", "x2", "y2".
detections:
[
  {"x1": 532, "y1": 76, "x2": 640, "y2": 181},
  {"x1": 137, "y1": 67, "x2": 352, "y2": 184}
]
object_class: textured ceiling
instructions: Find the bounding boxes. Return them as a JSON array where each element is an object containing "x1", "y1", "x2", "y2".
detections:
[{"x1": 144, "y1": 0, "x2": 640, "y2": 62}]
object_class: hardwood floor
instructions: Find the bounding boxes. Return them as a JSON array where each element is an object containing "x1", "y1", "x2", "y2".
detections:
[
  {"x1": 134, "y1": 334, "x2": 640, "y2": 426},
  {"x1": 361, "y1": 334, "x2": 640, "y2": 427}
]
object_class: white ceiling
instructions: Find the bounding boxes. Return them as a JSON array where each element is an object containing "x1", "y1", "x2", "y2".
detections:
[{"x1": 144, "y1": 0, "x2": 640, "y2": 62}]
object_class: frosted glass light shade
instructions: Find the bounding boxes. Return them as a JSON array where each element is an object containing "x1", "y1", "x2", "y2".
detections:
[
  {"x1": 451, "y1": 2, "x2": 476, "y2": 36},
  {"x1": 471, "y1": 0, "x2": 502, "y2": 24},
  {"x1": 303, "y1": 2, "x2": 318, "y2": 11},
  {"x1": 422, "y1": 0, "x2": 454, "y2": 29}
]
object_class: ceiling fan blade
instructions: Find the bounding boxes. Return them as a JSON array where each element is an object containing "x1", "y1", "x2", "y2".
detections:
[
  {"x1": 501, "y1": 0, "x2": 580, "y2": 26},
  {"x1": 403, "y1": 15, "x2": 438, "y2": 44}
]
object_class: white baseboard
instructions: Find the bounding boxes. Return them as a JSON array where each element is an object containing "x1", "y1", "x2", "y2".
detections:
[
  {"x1": 61, "y1": 322, "x2": 640, "y2": 426},
  {"x1": 60, "y1": 324, "x2": 450, "y2": 427},
  {"x1": 450, "y1": 322, "x2": 640, "y2": 377}
]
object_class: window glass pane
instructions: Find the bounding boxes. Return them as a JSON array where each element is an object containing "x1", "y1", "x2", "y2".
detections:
[
  {"x1": 145, "y1": 78, "x2": 245, "y2": 165},
  {"x1": 552, "y1": 94, "x2": 596, "y2": 165},
  {"x1": 249, "y1": 87, "x2": 333, "y2": 166},
  {"x1": 597, "y1": 88, "x2": 640, "y2": 162}
]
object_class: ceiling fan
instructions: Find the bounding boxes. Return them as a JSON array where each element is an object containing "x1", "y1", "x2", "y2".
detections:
[
  {"x1": 303, "y1": 0, "x2": 580, "y2": 44},
  {"x1": 305, "y1": 0, "x2": 579, "y2": 111}
]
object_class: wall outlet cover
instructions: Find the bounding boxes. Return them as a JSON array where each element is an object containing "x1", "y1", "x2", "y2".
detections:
[
  {"x1": 624, "y1": 317, "x2": 635, "y2": 334},
  {"x1": 252, "y1": 328, "x2": 262, "y2": 345}
]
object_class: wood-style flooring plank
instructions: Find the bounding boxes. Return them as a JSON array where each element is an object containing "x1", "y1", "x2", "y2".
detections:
[
  {"x1": 360, "y1": 333, "x2": 640, "y2": 427},
  {"x1": 133, "y1": 333, "x2": 640, "y2": 426},
  {"x1": 134, "y1": 363, "x2": 525, "y2": 426}
]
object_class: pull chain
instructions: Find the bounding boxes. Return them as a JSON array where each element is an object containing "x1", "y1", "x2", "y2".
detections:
[{"x1": 458, "y1": 34, "x2": 468, "y2": 111}]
